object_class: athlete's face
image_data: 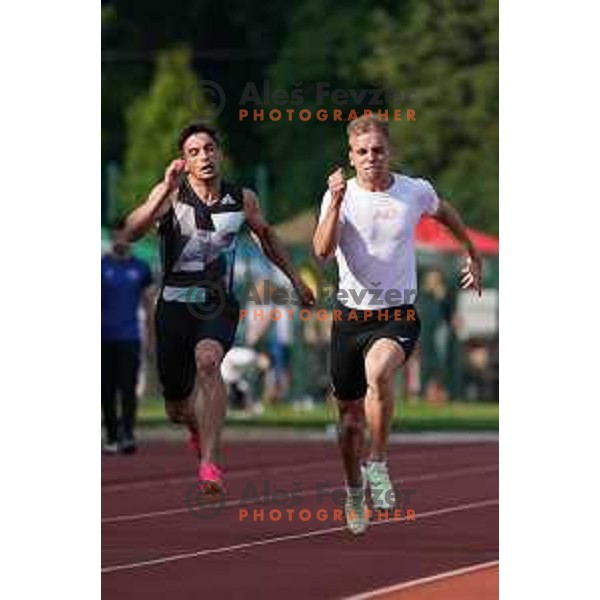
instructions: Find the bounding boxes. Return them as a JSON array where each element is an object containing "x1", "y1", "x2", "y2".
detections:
[
  {"x1": 348, "y1": 129, "x2": 391, "y2": 185},
  {"x1": 182, "y1": 133, "x2": 221, "y2": 181}
]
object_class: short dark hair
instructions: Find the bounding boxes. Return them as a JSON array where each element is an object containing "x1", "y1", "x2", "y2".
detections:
[{"x1": 178, "y1": 122, "x2": 219, "y2": 151}]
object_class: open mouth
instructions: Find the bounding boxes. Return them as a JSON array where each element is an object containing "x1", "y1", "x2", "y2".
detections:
[{"x1": 200, "y1": 164, "x2": 214, "y2": 174}]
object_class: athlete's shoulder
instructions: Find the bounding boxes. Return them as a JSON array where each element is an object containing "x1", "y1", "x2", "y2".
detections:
[
  {"x1": 393, "y1": 173, "x2": 439, "y2": 214},
  {"x1": 393, "y1": 173, "x2": 436, "y2": 195},
  {"x1": 241, "y1": 186, "x2": 257, "y2": 200},
  {"x1": 392, "y1": 172, "x2": 421, "y2": 186}
]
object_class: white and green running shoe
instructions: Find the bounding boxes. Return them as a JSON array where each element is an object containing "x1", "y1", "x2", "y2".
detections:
[
  {"x1": 344, "y1": 485, "x2": 369, "y2": 535},
  {"x1": 363, "y1": 461, "x2": 396, "y2": 510}
]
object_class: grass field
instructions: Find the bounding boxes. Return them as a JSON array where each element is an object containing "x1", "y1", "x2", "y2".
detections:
[{"x1": 138, "y1": 398, "x2": 499, "y2": 431}]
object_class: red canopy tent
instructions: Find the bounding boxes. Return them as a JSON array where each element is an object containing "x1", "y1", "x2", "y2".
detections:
[
  {"x1": 273, "y1": 210, "x2": 499, "y2": 255},
  {"x1": 416, "y1": 216, "x2": 499, "y2": 255}
]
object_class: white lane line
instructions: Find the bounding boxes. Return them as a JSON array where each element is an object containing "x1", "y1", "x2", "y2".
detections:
[
  {"x1": 103, "y1": 475, "x2": 192, "y2": 493},
  {"x1": 101, "y1": 498, "x2": 498, "y2": 574},
  {"x1": 343, "y1": 559, "x2": 499, "y2": 599},
  {"x1": 102, "y1": 463, "x2": 498, "y2": 524},
  {"x1": 102, "y1": 457, "x2": 345, "y2": 494},
  {"x1": 102, "y1": 444, "x2": 497, "y2": 493}
]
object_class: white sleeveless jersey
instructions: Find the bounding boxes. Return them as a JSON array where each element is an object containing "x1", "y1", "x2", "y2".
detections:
[{"x1": 318, "y1": 173, "x2": 439, "y2": 310}]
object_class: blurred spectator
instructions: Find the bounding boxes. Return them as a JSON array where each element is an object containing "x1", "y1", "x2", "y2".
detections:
[
  {"x1": 244, "y1": 280, "x2": 272, "y2": 404},
  {"x1": 288, "y1": 265, "x2": 330, "y2": 407},
  {"x1": 221, "y1": 347, "x2": 270, "y2": 414},
  {"x1": 244, "y1": 280, "x2": 270, "y2": 349},
  {"x1": 244, "y1": 280, "x2": 296, "y2": 405},
  {"x1": 439, "y1": 276, "x2": 462, "y2": 400},
  {"x1": 463, "y1": 338, "x2": 499, "y2": 401},
  {"x1": 298, "y1": 306, "x2": 331, "y2": 407},
  {"x1": 101, "y1": 218, "x2": 154, "y2": 454},
  {"x1": 418, "y1": 269, "x2": 450, "y2": 404},
  {"x1": 266, "y1": 288, "x2": 294, "y2": 403}
]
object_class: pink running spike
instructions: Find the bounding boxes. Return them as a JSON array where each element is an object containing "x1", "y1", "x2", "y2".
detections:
[{"x1": 198, "y1": 462, "x2": 224, "y2": 495}]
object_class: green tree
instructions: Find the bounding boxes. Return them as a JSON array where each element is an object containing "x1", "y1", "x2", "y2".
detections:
[
  {"x1": 101, "y1": 0, "x2": 303, "y2": 167},
  {"x1": 364, "y1": 0, "x2": 498, "y2": 233},
  {"x1": 118, "y1": 47, "x2": 222, "y2": 216},
  {"x1": 263, "y1": 0, "x2": 389, "y2": 222}
]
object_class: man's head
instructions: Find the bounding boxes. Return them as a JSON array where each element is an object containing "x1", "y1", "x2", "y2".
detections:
[
  {"x1": 110, "y1": 217, "x2": 130, "y2": 257},
  {"x1": 178, "y1": 122, "x2": 222, "y2": 182},
  {"x1": 347, "y1": 115, "x2": 392, "y2": 187}
]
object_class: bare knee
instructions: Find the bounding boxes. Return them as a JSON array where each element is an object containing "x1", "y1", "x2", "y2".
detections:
[
  {"x1": 365, "y1": 340, "x2": 405, "y2": 399},
  {"x1": 338, "y1": 400, "x2": 365, "y2": 437},
  {"x1": 195, "y1": 345, "x2": 223, "y2": 378},
  {"x1": 366, "y1": 366, "x2": 394, "y2": 400}
]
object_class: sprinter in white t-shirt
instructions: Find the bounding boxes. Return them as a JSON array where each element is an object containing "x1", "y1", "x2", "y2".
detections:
[{"x1": 313, "y1": 115, "x2": 482, "y2": 534}]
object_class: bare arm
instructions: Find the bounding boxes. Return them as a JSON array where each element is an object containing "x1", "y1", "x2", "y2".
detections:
[
  {"x1": 124, "y1": 159, "x2": 185, "y2": 241},
  {"x1": 312, "y1": 168, "x2": 346, "y2": 260},
  {"x1": 433, "y1": 199, "x2": 476, "y2": 255},
  {"x1": 313, "y1": 200, "x2": 343, "y2": 260},
  {"x1": 433, "y1": 199, "x2": 483, "y2": 294},
  {"x1": 243, "y1": 189, "x2": 315, "y2": 306}
]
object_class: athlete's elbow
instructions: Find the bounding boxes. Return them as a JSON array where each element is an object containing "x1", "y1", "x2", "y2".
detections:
[
  {"x1": 312, "y1": 236, "x2": 324, "y2": 259},
  {"x1": 123, "y1": 215, "x2": 143, "y2": 242},
  {"x1": 314, "y1": 248, "x2": 330, "y2": 261},
  {"x1": 313, "y1": 238, "x2": 332, "y2": 261}
]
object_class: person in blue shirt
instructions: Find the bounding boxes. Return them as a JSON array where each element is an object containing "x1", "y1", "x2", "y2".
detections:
[{"x1": 101, "y1": 218, "x2": 154, "y2": 454}]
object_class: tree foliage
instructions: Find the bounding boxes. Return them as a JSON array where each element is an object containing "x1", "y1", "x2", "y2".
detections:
[
  {"x1": 262, "y1": 0, "x2": 387, "y2": 222},
  {"x1": 103, "y1": 0, "x2": 498, "y2": 232},
  {"x1": 364, "y1": 0, "x2": 498, "y2": 233},
  {"x1": 117, "y1": 47, "x2": 220, "y2": 215}
]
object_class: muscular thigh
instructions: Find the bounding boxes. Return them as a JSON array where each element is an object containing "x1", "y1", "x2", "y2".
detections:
[{"x1": 365, "y1": 338, "x2": 406, "y2": 389}]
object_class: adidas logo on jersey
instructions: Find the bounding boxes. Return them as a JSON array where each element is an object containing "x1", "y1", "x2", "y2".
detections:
[{"x1": 221, "y1": 194, "x2": 236, "y2": 206}]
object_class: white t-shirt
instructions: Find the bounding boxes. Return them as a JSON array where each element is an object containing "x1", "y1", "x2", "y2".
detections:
[{"x1": 318, "y1": 173, "x2": 439, "y2": 310}]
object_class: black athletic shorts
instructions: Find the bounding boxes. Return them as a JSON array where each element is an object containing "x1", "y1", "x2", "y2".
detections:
[
  {"x1": 155, "y1": 294, "x2": 240, "y2": 402},
  {"x1": 330, "y1": 304, "x2": 421, "y2": 401}
]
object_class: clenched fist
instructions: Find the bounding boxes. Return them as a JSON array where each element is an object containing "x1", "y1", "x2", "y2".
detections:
[
  {"x1": 328, "y1": 167, "x2": 347, "y2": 207},
  {"x1": 460, "y1": 254, "x2": 483, "y2": 296},
  {"x1": 164, "y1": 158, "x2": 186, "y2": 192}
]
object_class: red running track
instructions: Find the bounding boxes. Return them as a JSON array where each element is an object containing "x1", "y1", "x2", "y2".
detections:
[{"x1": 102, "y1": 439, "x2": 498, "y2": 599}]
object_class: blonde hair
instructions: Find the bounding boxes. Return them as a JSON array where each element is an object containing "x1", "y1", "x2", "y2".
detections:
[{"x1": 346, "y1": 114, "x2": 390, "y2": 142}]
